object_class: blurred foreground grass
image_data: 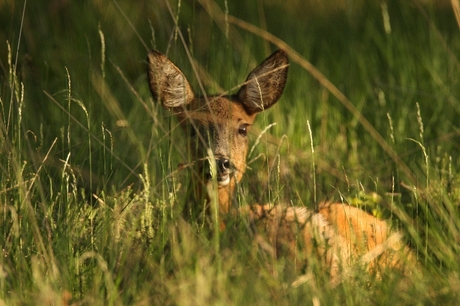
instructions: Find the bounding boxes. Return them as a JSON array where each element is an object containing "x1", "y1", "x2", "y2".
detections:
[{"x1": 1, "y1": 0, "x2": 460, "y2": 304}]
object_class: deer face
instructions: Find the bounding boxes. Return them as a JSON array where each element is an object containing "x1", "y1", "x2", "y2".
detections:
[
  {"x1": 176, "y1": 95, "x2": 256, "y2": 188},
  {"x1": 147, "y1": 50, "x2": 288, "y2": 216}
]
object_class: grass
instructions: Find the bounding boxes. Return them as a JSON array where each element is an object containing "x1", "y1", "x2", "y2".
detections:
[{"x1": 1, "y1": 0, "x2": 460, "y2": 304}]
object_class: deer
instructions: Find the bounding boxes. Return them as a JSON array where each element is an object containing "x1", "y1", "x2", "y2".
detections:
[{"x1": 147, "y1": 49, "x2": 412, "y2": 281}]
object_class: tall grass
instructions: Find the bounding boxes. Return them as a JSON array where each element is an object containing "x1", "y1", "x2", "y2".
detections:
[{"x1": 1, "y1": 0, "x2": 460, "y2": 304}]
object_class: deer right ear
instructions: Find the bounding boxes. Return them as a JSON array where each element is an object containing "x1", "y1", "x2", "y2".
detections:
[
  {"x1": 237, "y1": 50, "x2": 288, "y2": 115},
  {"x1": 147, "y1": 50, "x2": 195, "y2": 109}
]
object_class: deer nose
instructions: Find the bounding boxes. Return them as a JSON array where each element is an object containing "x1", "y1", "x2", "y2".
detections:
[{"x1": 216, "y1": 158, "x2": 231, "y2": 174}]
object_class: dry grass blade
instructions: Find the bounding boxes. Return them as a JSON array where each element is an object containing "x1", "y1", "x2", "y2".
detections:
[{"x1": 452, "y1": 0, "x2": 460, "y2": 30}]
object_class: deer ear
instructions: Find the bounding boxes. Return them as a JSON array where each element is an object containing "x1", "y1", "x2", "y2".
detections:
[
  {"x1": 237, "y1": 50, "x2": 289, "y2": 115},
  {"x1": 147, "y1": 50, "x2": 195, "y2": 109}
]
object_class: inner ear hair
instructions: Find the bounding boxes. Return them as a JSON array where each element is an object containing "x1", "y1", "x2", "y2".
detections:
[{"x1": 147, "y1": 50, "x2": 195, "y2": 109}]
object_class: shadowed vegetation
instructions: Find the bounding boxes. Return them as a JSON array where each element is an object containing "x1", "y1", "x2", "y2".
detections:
[{"x1": 1, "y1": 0, "x2": 460, "y2": 304}]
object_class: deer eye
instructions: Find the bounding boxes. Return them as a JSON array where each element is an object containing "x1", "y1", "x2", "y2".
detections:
[{"x1": 238, "y1": 124, "x2": 249, "y2": 136}]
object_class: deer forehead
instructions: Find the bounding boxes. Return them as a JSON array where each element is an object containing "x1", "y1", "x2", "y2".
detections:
[{"x1": 178, "y1": 97, "x2": 256, "y2": 128}]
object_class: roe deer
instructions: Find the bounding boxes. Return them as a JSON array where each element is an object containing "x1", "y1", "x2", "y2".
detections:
[{"x1": 147, "y1": 49, "x2": 411, "y2": 279}]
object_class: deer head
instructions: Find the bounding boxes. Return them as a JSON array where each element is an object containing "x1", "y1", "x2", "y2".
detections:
[{"x1": 147, "y1": 49, "x2": 288, "y2": 227}]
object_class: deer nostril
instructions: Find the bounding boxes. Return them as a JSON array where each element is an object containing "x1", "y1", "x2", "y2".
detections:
[{"x1": 217, "y1": 158, "x2": 231, "y2": 173}]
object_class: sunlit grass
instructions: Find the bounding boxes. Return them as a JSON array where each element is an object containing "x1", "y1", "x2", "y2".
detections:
[{"x1": 1, "y1": 0, "x2": 460, "y2": 304}]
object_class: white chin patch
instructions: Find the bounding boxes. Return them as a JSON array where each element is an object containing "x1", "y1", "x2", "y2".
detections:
[{"x1": 218, "y1": 175, "x2": 230, "y2": 186}]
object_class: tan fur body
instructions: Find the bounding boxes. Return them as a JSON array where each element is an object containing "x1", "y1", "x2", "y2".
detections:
[{"x1": 239, "y1": 202, "x2": 409, "y2": 278}]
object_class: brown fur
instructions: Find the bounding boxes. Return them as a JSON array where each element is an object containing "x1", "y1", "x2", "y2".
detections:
[{"x1": 147, "y1": 49, "x2": 411, "y2": 278}]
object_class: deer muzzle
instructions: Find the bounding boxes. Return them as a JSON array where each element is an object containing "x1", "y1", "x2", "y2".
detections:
[{"x1": 205, "y1": 157, "x2": 234, "y2": 187}]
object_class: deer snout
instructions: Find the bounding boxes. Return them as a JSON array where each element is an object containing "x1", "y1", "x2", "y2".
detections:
[
  {"x1": 205, "y1": 157, "x2": 234, "y2": 187},
  {"x1": 215, "y1": 157, "x2": 233, "y2": 186},
  {"x1": 216, "y1": 158, "x2": 231, "y2": 175}
]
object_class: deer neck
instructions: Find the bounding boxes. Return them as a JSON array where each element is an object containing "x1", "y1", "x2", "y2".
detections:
[{"x1": 184, "y1": 171, "x2": 236, "y2": 228}]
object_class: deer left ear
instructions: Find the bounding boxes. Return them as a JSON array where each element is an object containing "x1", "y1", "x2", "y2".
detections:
[
  {"x1": 237, "y1": 50, "x2": 289, "y2": 115},
  {"x1": 147, "y1": 50, "x2": 195, "y2": 109}
]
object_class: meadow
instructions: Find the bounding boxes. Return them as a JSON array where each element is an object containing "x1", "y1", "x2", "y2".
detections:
[{"x1": 1, "y1": 0, "x2": 460, "y2": 304}]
